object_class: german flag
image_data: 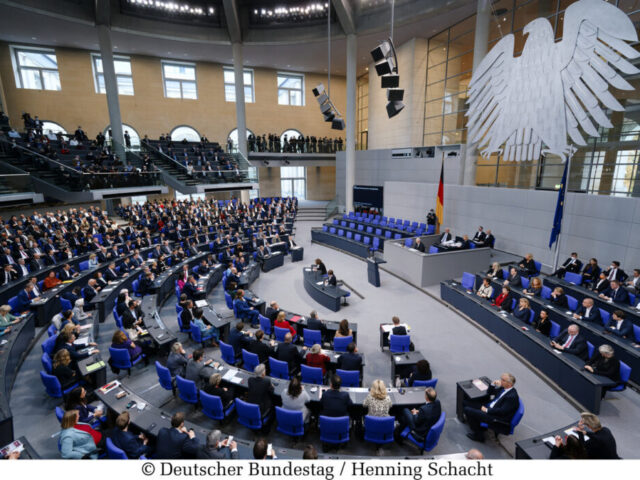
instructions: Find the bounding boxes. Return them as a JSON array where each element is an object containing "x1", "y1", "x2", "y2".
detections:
[{"x1": 435, "y1": 158, "x2": 444, "y2": 234}]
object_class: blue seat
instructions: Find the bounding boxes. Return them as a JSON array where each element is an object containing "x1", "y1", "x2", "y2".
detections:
[
  {"x1": 528, "y1": 309, "x2": 535, "y2": 324},
  {"x1": 274, "y1": 326, "x2": 290, "y2": 342},
  {"x1": 355, "y1": 233, "x2": 362, "y2": 242},
  {"x1": 461, "y1": 272, "x2": 475, "y2": 291},
  {"x1": 363, "y1": 236, "x2": 371, "y2": 246},
  {"x1": 191, "y1": 322, "x2": 215, "y2": 347},
  {"x1": 224, "y1": 292, "x2": 234, "y2": 310},
  {"x1": 322, "y1": 225, "x2": 328, "y2": 232},
  {"x1": 357, "y1": 225, "x2": 364, "y2": 231},
  {"x1": 200, "y1": 390, "x2": 235, "y2": 421},
  {"x1": 564, "y1": 272, "x2": 582, "y2": 285},
  {"x1": 300, "y1": 364, "x2": 324, "y2": 385},
  {"x1": 269, "y1": 357, "x2": 290, "y2": 380},
  {"x1": 235, "y1": 398, "x2": 271, "y2": 431},
  {"x1": 541, "y1": 286, "x2": 552, "y2": 299},
  {"x1": 220, "y1": 341, "x2": 238, "y2": 365},
  {"x1": 426, "y1": 225, "x2": 435, "y2": 234},
  {"x1": 532, "y1": 261, "x2": 542, "y2": 276},
  {"x1": 41, "y1": 335, "x2": 57, "y2": 356},
  {"x1": 41, "y1": 353, "x2": 53, "y2": 374},
  {"x1": 40, "y1": 371, "x2": 78, "y2": 399},
  {"x1": 364, "y1": 415, "x2": 395, "y2": 446},
  {"x1": 132, "y1": 279, "x2": 142, "y2": 297},
  {"x1": 400, "y1": 411, "x2": 446, "y2": 453},
  {"x1": 55, "y1": 406, "x2": 64, "y2": 423},
  {"x1": 340, "y1": 221, "x2": 346, "y2": 227},
  {"x1": 106, "y1": 437, "x2": 129, "y2": 459},
  {"x1": 348, "y1": 222, "x2": 355, "y2": 229},
  {"x1": 389, "y1": 334, "x2": 411, "y2": 353},
  {"x1": 404, "y1": 238, "x2": 413, "y2": 247},
  {"x1": 276, "y1": 407, "x2": 305, "y2": 438},
  {"x1": 60, "y1": 297, "x2": 73, "y2": 311},
  {"x1": 333, "y1": 335, "x2": 352, "y2": 352},
  {"x1": 346, "y1": 231, "x2": 353, "y2": 240},
  {"x1": 303, "y1": 328, "x2": 322, "y2": 347},
  {"x1": 78, "y1": 260, "x2": 90, "y2": 271},
  {"x1": 47, "y1": 324, "x2": 57, "y2": 337},
  {"x1": 599, "y1": 309, "x2": 610, "y2": 327},
  {"x1": 375, "y1": 228, "x2": 382, "y2": 236},
  {"x1": 481, "y1": 399, "x2": 524, "y2": 435},
  {"x1": 113, "y1": 307, "x2": 124, "y2": 329},
  {"x1": 549, "y1": 321, "x2": 561, "y2": 339},
  {"x1": 176, "y1": 375, "x2": 199, "y2": 405},
  {"x1": 629, "y1": 292, "x2": 636, "y2": 306},
  {"x1": 336, "y1": 369, "x2": 360, "y2": 387},
  {"x1": 366, "y1": 226, "x2": 373, "y2": 234},
  {"x1": 385, "y1": 231, "x2": 392, "y2": 239},
  {"x1": 242, "y1": 349, "x2": 260, "y2": 373},
  {"x1": 609, "y1": 361, "x2": 631, "y2": 392},
  {"x1": 587, "y1": 341, "x2": 595, "y2": 359},
  {"x1": 319, "y1": 415, "x2": 350, "y2": 445},
  {"x1": 428, "y1": 246, "x2": 438, "y2": 254},
  {"x1": 410, "y1": 378, "x2": 438, "y2": 388},
  {"x1": 394, "y1": 233, "x2": 402, "y2": 239},
  {"x1": 520, "y1": 277, "x2": 530, "y2": 289},
  {"x1": 330, "y1": 227, "x2": 336, "y2": 234},
  {"x1": 259, "y1": 314, "x2": 272, "y2": 336},
  {"x1": 634, "y1": 324, "x2": 640, "y2": 343},
  {"x1": 338, "y1": 229, "x2": 344, "y2": 237},
  {"x1": 155, "y1": 361, "x2": 175, "y2": 395},
  {"x1": 109, "y1": 347, "x2": 144, "y2": 375},
  {"x1": 566, "y1": 295, "x2": 578, "y2": 311}
]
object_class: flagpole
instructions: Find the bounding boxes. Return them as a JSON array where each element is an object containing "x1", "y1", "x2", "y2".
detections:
[{"x1": 552, "y1": 151, "x2": 572, "y2": 273}]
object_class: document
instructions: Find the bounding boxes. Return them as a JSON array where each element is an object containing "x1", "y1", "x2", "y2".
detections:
[
  {"x1": 542, "y1": 436, "x2": 556, "y2": 447},
  {"x1": 86, "y1": 361, "x2": 105, "y2": 373},
  {"x1": 222, "y1": 369, "x2": 237, "y2": 381},
  {"x1": 565, "y1": 428, "x2": 588, "y2": 440},
  {"x1": 472, "y1": 379, "x2": 488, "y2": 391},
  {"x1": 74, "y1": 337, "x2": 90, "y2": 347},
  {"x1": 316, "y1": 281, "x2": 324, "y2": 286},
  {"x1": 195, "y1": 300, "x2": 208, "y2": 308}
]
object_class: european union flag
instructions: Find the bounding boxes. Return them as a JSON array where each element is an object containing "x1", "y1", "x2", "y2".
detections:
[{"x1": 549, "y1": 161, "x2": 569, "y2": 248}]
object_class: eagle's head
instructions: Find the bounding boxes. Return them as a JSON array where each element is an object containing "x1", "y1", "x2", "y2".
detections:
[{"x1": 523, "y1": 17, "x2": 554, "y2": 41}]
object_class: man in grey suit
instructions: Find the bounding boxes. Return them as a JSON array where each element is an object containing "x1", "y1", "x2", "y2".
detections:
[
  {"x1": 197, "y1": 430, "x2": 238, "y2": 459},
  {"x1": 184, "y1": 349, "x2": 212, "y2": 386}
]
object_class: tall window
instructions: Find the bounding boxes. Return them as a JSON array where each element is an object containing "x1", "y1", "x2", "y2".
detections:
[
  {"x1": 91, "y1": 54, "x2": 134, "y2": 95},
  {"x1": 223, "y1": 67, "x2": 254, "y2": 103},
  {"x1": 162, "y1": 61, "x2": 197, "y2": 99},
  {"x1": 281, "y1": 129, "x2": 303, "y2": 145},
  {"x1": 41, "y1": 121, "x2": 66, "y2": 135},
  {"x1": 280, "y1": 166, "x2": 306, "y2": 200},
  {"x1": 277, "y1": 73, "x2": 304, "y2": 106},
  {"x1": 171, "y1": 126, "x2": 201, "y2": 143},
  {"x1": 357, "y1": 73, "x2": 369, "y2": 150},
  {"x1": 227, "y1": 128, "x2": 254, "y2": 153},
  {"x1": 104, "y1": 123, "x2": 141, "y2": 149},
  {"x1": 10, "y1": 46, "x2": 61, "y2": 91}
]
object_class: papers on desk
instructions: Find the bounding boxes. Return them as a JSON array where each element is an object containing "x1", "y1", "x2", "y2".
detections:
[
  {"x1": 290, "y1": 315, "x2": 302, "y2": 323},
  {"x1": 316, "y1": 281, "x2": 324, "y2": 286},
  {"x1": 394, "y1": 356, "x2": 403, "y2": 361},
  {"x1": 0, "y1": 339, "x2": 7, "y2": 346},
  {"x1": 345, "y1": 387, "x2": 368, "y2": 393},
  {"x1": 222, "y1": 369, "x2": 238, "y2": 381},
  {"x1": 79, "y1": 324, "x2": 93, "y2": 330},
  {"x1": 195, "y1": 300, "x2": 208, "y2": 308},
  {"x1": 542, "y1": 436, "x2": 556, "y2": 447},
  {"x1": 74, "y1": 337, "x2": 90, "y2": 347},
  {"x1": 565, "y1": 428, "x2": 588, "y2": 441},
  {"x1": 99, "y1": 380, "x2": 120, "y2": 394},
  {"x1": 86, "y1": 360, "x2": 105, "y2": 372},
  {"x1": 0, "y1": 439, "x2": 24, "y2": 457},
  {"x1": 565, "y1": 311, "x2": 573, "y2": 315},
  {"x1": 304, "y1": 268, "x2": 311, "y2": 272},
  {"x1": 472, "y1": 379, "x2": 489, "y2": 391}
]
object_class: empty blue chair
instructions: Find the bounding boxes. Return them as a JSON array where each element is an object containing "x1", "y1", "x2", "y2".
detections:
[
  {"x1": 132, "y1": 279, "x2": 142, "y2": 297},
  {"x1": 276, "y1": 407, "x2": 305, "y2": 438},
  {"x1": 346, "y1": 231, "x2": 353, "y2": 240},
  {"x1": 41, "y1": 335, "x2": 57, "y2": 356},
  {"x1": 363, "y1": 236, "x2": 371, "y2": 246},
  {"x1": 370, "y1": 237, "x2": 380, "y2": 252},
  {"x1": 634, "y1": 324, "x2": 640, "y2": 343},
  {"x1": 109, "y1": 346, "x2": 144, "y2": 375},
  {"x1": 599, "y1": 309, "x2": 610, "y2": 327},
  {"x1": 330, "y1": 227, "x2": 336, "y2": 234},
  {"x1": 47, "y1": 324, "x2": 57, "y2": 337},
  {"x1": 176, "y1": 375, "x2": 199, "y2": 405},
  {"x1": 340, "y1": 221, "x2": 347, "y2": 227},
  {"x1": 200, "y1": 390, "x2": 234, "y2": 421},
  {"x1": 502, "y1": 268, "x2": 509, "y2": 279},
  {"x1": 355, "y1": 233, "x2": 362, "y2": 242},
  {"x1": 426, "y1": 225, "x2": 435, "y2": 234},
  {"x1": 366, "y1": 226, "x2": 373, "y2": 234},
  {"x1": 303, "y1": 328, "x2": 322, "y2": 347},
  {"x1": 333, "y1": 335, "x2": 352, "y2": 352},
  {"x1": 220, "y1": 341, "x2": 238, "y2": 365},
  {"x1": 394, "y1": 233, "x2": 402, "y2": 239},
  {"x1": 481, "y1": 399, "x2": 524, "y2": 436},
  {"x1": 113, "y1": 307, "x2": 124, "y2": 330},
  {"x1": 469, "y1": 242, "x2": 476, "y2": 249},
  {"x1": 389, "y1": 218, "x2": 395, "y2": 224},
  {"x1": 235, "y1": 398, "x2": 271, "y2": 431},
  {"x1": 8, "y1": 296, "x2": 19, "y2": 313},
  {"x1": 528, "y1": 309, "x2": 535, "y2": 324},
  {"x1": 404, "y1": 238, "x2": 413, "y2": 247},
  {"x1": 60, "y1": 297, "x2": 73, "y2": 311},
  {"x1": 224, "y1": 292, "x2": 234, "y2": 310},
  {"x1": 629, "y1": 293, "x2": 636, "y2": 306},
  {"x1": 609, "y1": 361, "x2": 631, "y2": 392},
  {"x1": 155, "y1": 361, "x2": 175, "y2": 395},
  {"x1": 336, "y1": 369, "x2": 360, "y2": 387},
  {"x1": 322, "y1": 225, "x2": 329, "y2": 232},
  {"x1": 41, "y1": 353, "x2": 53, "y2": 374},
  {"x1": 300, "y1": 364, "x2": 324, "y2": 385},
  {"x1": 549, "y1": 321, "x2": 561, "y2": 339},
  {"x1": 411, "y1": 378, "x2": 438, "y2": 388},
  {"x1": 461, "y1": 272, "x2": 475, "y2": 291},
  {"x1": 348, "y1": 222, "x2": 355, "y2": 229},
  {"x1": 242, "y1": 349, "x2": 260, "y2": 373},
  {"x1": 531, "y1": 261, "x2": 542, "y2": 276},
  {"x1": 541, "y1": 286, "x2": 552, "y2": 299},
  {"x1": 520, "y1": 277, "x2": 530, "y2": 289},
  {"x1": 332, "y1": 219, "x2": 339, "y2": 225},
  {"x1": 375, "y1": 228, "x2": 382, "y2": 236},
  {"x1": 566, "y1": 295, "x2": 578, "y2": 311},
  {"x1": 55, "y1": 406, "x2": 64, "y2": 423},
  {"x1": 357, "y1": 224, "x2": 364, "y2": 231},
  {"x1": 191, "y1": 322, "x2": 215, "y2": 347},
  {"x1": 564, "y1": 272, "x2": 582, "y2": 285},
  {"x1": 41, "y1": 371, "x2": 78, "y2": 399},
  {"x1": 319, "y1": 415, "x2": 350, "y2": 445},
  {"x1": 338, "y1": 229, "x2": 344, "y2": 237},
  {"x1": 259, "y1": 314, "x2": 272, "y2": 336},
  {"x1": 269, "y1": 357, "x2": 290, "y2": 380},
  {"x1": 587, "y1": 341, "x2": 595, "y2": 359},
  {"x1": 106, "y1": 437, "x2": 132, "y2": 459},
  {"x1": 400, "y1": 411, "x2": 446, "y2": 453},
  {"x1": 385, "y1": 231, "x2": 392, "y2": 239},
  {"x1": 389, "y1": 334, "x2": 411, "y2": 353},
  {"x1": 364, "y1": 415, "x2": 395, "y2": 446},
  {"x1": 428, "y1": 246, "x2": 438, "y2": 254},
  {"x1": 78, "y1": 260, "x2": 89, "y2": 271}
]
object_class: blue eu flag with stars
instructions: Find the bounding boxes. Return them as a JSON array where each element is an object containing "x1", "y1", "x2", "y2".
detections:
[{"x1": 549, "y1": 161, "x2": 569, "y2": 248}]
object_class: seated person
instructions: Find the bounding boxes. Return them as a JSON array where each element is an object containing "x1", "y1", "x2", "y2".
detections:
[
  {"x1": 625, "y1": 268, "x2": 640, "y2": 293},
  {"x1": 0, "y1": 305, "x2": 22, "y2": 330},
  {"x1": 247, "y1": 329, "x2": 276, "y2": 363},
  {"x1": 64, "y1": 387, "x2": 103, "y2": 425},
  {"x1": 573, "y1": 298, "x2": 601, "y2": 323},
  {"x1": 274, "y1": 311, "x2": 297, "y2": 338},
  {"x1": 228, "y1": 322, "x2": 252, "y2": 355},
  {"x1": 167, "y1": 342, "x2": 188, "y2": 377},
  {"x1": 512, "y1": 297, "x2": 532, "y2": 323},
  {"x1": 407, "y1": 359, "x2": 432, "y2": 386},
  {"x1": 281, "y1": 376, "x2": 311, "y2": 424},
  {"x1": 549, "y1": 435, "x2": 587, "y2": 460},
  {"x1": 305, "y1": 343, "x2": 331, "y2": 376},
  {"x1": 197, "y1": 430, "x2": 238, "y2": 460},
  {"x1": 506, "y1": 267, "x2": 522, "y2": 287},
  {"x1": 390, "y1": 315, "x2": 411, "y2": 335},
  {"x1": 395, "y1": 387, "x2": 441, "y2": 441},
  {"x1": 522, "y1": 277, "x2": 542, "y2": 296},
  {"x1": 553, "y1": 252, "x2": 582, "y2": 278},
  {"x1": 234, "y1": 289, "x2": 259, "y2": 326},
  {"x1": 412, "y1": 237, "x2": 425, "y2": 252},
  {"x1": 486, "y1": 262, "x2": 503, "y2": 280},
  {"x1": 599, "y1": 280, "x2": 629, "y2": 304},
  {"x1": 306, "y1": 310, "x2": 327, "y2": 341},
  {"x1": 265, "y1": 301, "x2": 281, "y2": 323},
  {"x1": 192, "y1": 308, "x2": 219, "y2": 346},
  {"x1": 320, "y1": 374, "x2": 353, "y2": 417},
  {"x1": 313, "y1": 258, "x2": 327, "y2": 275},
  {"x1": 59, "y1": 410, "x2": 101, "y2": 459},
  {"x1": 253, "y1": 437, "x2": 277, "y2": 460},
  {"x1": 334, "y1": 319, "x2": 352, "y2": 339},
  {"x1": 551, "y1": 324, "x2": 588, "y2": 360},
  {"x1": 476, "y1": 277, "x2": 494, "y2": 299},
  {"x1": 574, "y1": 413, "x2": 620, "y2": 459},
  {"x1": 111, "y1": 329, "x2": 144, "y2": 365},
  {"x1": 111, "y1": 411, "x2": 150, "y2": 459},
  {"x1": 52, "y1": 349, "x2": 79, "y2": 391},
  {"x1": 518, "y1": 253, "x2": 537, "y2": 276},
  {"x1": 491, "y1": 285, "x2": 514, "y2": 312},
  {"x1": 472, "y1": 226, "x2": 486, "y2": 243},
  {"x1": 363, "y1": 379, "x2": 392, "y2": 417},
  {"x1": 203, "y1": 373, "x2": 234, "y2": 407},
  {"x1": 604, "y1": 310, "x2": 633, "y2": 338},
  {"x1": 532, "y1": 309, "x2": 552, "y2": 336},
  {"x1": 155, "y1": 412, "x2": 200, "y2": 459},
  {"x1": 584, "y1": 344, "x2": 620, "y2": 384},
  {"x1": 182, "y1": 275, "x2": 205, "y2": 301},
  {"x1": 43, "y1": 271, "x2": 62, "y2": 290},
  {"x1": 336, "y1": 342, "x2": 362, "y2": 371},
  {"x1": 592, "y1": 272, "x2": 610, "y2": 294},
  {"x1": 325, "y1": 269, "x2": 337, "y2": 287},
  {"x1": 581, "y1": 258, "x2": 600, "y2": 287},
  {"x1": 185, "y1": 348, "x2": 213, "y2": 385},
  {"x1": 549, "y1": 287, "x2": 569, "y2": 308}
]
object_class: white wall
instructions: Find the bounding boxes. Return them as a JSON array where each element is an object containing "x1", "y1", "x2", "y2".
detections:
[{"x1": 384, "y1": 180, "x2": 640, "y2": 269}]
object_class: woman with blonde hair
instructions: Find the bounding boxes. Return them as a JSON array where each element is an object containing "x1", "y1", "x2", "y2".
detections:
[
  {"x1": 362, "y1": 379, "x2": 392, "y2": 416},
  {"x1": 487, "y1": 262, "x2": 503, "y2": 280},
  {"x1": 52, "y1": 349, "x2": 77, "y2": 390},
  {"x1": 513, "y1": 297, "x2": 532, "y2": 323},
  {"x1": 59, "y1": 410, "x2": 101, "y2": 459}
]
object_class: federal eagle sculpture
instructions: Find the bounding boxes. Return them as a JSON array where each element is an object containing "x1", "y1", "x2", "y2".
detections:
[{"x1": 466, "y1": 0, "x2": 640, "y2": 162}]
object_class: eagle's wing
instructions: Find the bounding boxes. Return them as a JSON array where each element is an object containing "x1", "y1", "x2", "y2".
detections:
[
  {"x1": 466, "y1": 34, "x2": 515, "y2": 155},
  {"x1": 558, "y1": 0, "x2": 639, "y2": 146}
]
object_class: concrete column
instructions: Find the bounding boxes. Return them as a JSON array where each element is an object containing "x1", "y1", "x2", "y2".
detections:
[
  {"x1": 96, "y1": 24, "x2": 125, "y2": 161},
  {"x1": 345, "y1": 34, "x2": 357, "y2": 212},
  {"x1": 232, "y1": 42, "x2": 248, "y2": 159},
  {"x1": 463, "y1": 0, "x2": 492, "y2": 186}
]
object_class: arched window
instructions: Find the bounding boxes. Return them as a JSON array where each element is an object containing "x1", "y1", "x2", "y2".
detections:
[
  {"x1": 104, "y1": 123, "x2": 140, "y2": 149},
  {"x1": 280, "y1": 129, "x2": 303, "y2": 144},
  {"x1": 171, "y1": 125, "x2": 201, "y2": 143},
  {"x1": 41, "y1": 121, "x2": 66, "y2": 135},
  {"x1": 227, "y1": 128, "x2": 254, "y2": 152}
]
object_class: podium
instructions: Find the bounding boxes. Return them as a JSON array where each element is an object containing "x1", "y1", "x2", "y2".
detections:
[
  {"x1": 367, "y1": 257, "x2": 386, "y2": 287},
  {"x1": 291, "y1": 247, "x2": 304, "y2": 262}
]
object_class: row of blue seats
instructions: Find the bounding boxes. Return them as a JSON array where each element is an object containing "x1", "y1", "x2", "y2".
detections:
[
  {"x1": 335, "y1": 217, "x2": 435, "y2": 236},
  {"x1": 322, "y1": 226, "x2": 383, "y2": 252}
]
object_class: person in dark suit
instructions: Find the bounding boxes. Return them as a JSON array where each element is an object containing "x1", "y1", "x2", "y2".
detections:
[
  {"x1": 549, "y1": 287, "x2": 569, "y2": 308},
  {"x1": 464, "y1": 373, "x2": 520, "y2": 442},
  {"x1": 182, "y1": 276, "x2": 205, "y2": 301},
  {"x1": 604, "y1": 310, "x2": 633, "y2": 338},
  {"x1": 506, "y1": 267, "x2": 522, "y2": 287},
  {"x1": 390, "y1": 315, "x2": 409, "y2": 335},
  {"x1": 336, "y1": 342, "x2": 362, "y2": 371},
  {"x1": 246, "y1": 364, "x2": 274, "y2": 416},
  {"x1": 313, "y1": 258, "x2": 327, "y2": 275},
  {"x1": 481, "y1": 229, "x2": 495, "y2": 248},
  {"x1": 185, "y1": 349, "x2": 213, "y2": 386},
  {"x1": 247, "y1": 330, "x2": 275, "y2": 363},
  {"x1": 275, "y1": 333, "x2": 305, "y2": 373},
  {"x1": 395, "y1": 387, "x2": 441, "y2": 441},
  {"x1": 575, "y1": 413, "x2": 619, "y2": 459},
  {"x1": 412, "y1": 237, "x2": 426, "y2": 252},
  {"x1": 325, "y1": 269, "x2": 337, "y2": 287},
  {"x1": 551, "y1": 324, "x2": 589, "y2": 360},
  {"x1": 197, "y1": 430, "x2": 238, "y2": 459},
  {"x1": 603, "y1": 261, "x2": 627, "y2": 283},
  {"x1": 103, "y1": 263, "x2": 120, "y2": 282},
  {"x1": 599, "y1": 280, "x2": 629, "y2": 304},
  {"x1": 111, "y1": 411, "x2": 150, "y2": 459},
  {"x1": 585, "y1": 344, "x2": 620, "y2": 383},
  {"x1": 180, "y1": 299, "x2": 194, "y2": 329},
  {"x1": 592, "y1": 272, "x2": 610, "y2": 294},
  {"x1": 438, "y1": 228, "x2": 452, "y2": 243},
  {"x1": 518, "y1": 253, "x2": 537, "y2": 276},
  {"x1": 82, "y1": 279, "x2": 99, "y2": 304},
  {"x1": 625, "y1": 268, "x2": 640, "y2": 293},
  {"x1": 532, "y1": 309, "x2": 552, "y2": 336},
  {"x1": 306, "y1": 309, "x2": 326, "y2": 335},
  {"x1": 581, "y1": 258, "x2": 600, "y2": 287},
  {"x1": 472, "y1": 226, "x2": 486, "y2": 242},
  {"x1": 138, "y1": 271, "x2": 155, "y2": 296},
  {"x1": 573, "y1": 298, "x2": 601, "y2": 324},
  {"x1": 1, "y1": 264, "x2": 17, "y2": 285},
  {"x1": 167, "y1": 342, "x2": 188, "y2": 378},
  {"x1": 553, "y1": 252, "x2": 583, "y2": 278},
  {"x1": 492, "y1": 285, "x2": 514, "y2": 312},
  {"x1": 154, "y1": 412, "x2": 200, "y2": 459},
  {"x1": 320, "y1": 374, "x2": 353, "y2": 417},
  {"x1": 227, "y1": 322, "x2": 251, "y2": 355},
  {"x1": 16, "y1": 283, "x2": 39, "y2": 312},
  {"x1": 264, "y1": 301, "x2": 281, "y2": 323}
]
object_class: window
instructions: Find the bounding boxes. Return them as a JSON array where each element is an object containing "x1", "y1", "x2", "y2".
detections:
[
  {"x1": 280, "y1": 129, "x2": 303, "y2": 145},
  {"x1": 162, "y1": 61, "x2": 197, "y2": 99},
  {"x1": 171, "y1": 125, "x2": 201, "y2": 143},
  {"x1": 10, "y1": 46, "x2": 61, "y2": 91},
  {"x1": 227, "y1": 128, "x2": 254, "y2": 153},
  {"x1": 175, "y1": 192, "x2": 205, "y2": 202},
  {"x1": 130, "y1": 195, "x2": 147, "y2": 205},
  {"x1": 104, "y1": 123, "x2": 141, "y2": 149},
  {"x1": 280, "y1": 166, "x2": 306, "y2": 200},
  {"x1": 91, "y1": 54, "x2": 134, "y2": 95},
  {"x1": 223, "y1": 67, "x2": 254, "y2": 103},
  {"x1": 277, "y1": 73, "x2": 304, "y2": 106},
  {"x1": 41, "y1": 121, "x2": 66, "y2": 135}
]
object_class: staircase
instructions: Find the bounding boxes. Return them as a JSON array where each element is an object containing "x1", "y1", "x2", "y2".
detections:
[
  {"x1": 296, "y1": 206, "x2": 327, "y2": 222},
  {"x1": 141, "y1": 149, "x2": 199, "y2": 187}
]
